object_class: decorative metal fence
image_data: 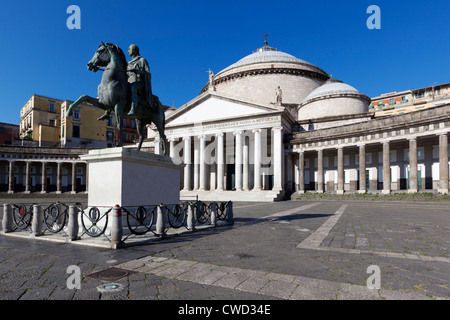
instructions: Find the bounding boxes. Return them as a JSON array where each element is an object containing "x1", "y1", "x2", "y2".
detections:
[{"x1": 1, "y1": 200, "x2": 233, "y2": 248}]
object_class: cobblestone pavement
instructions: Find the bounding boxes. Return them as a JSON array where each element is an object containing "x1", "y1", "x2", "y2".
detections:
[{"x1": 0, "y1": 199, "x2": 449, "y2": 302}]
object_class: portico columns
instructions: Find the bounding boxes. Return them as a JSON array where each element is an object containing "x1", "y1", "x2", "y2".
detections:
[
  {"x1": 199, "y1": 135, "x2": 206, "y2": 191},
  {"x1": 253, "y1": 129, "x2": 262, "y2": 191},
  {"x1": 243, "y1": 136, "x2": 249, "y2": 191},
  {"x1": 169, "y1": 139, "x2": 175, "y2": 158},
  {"x1": 382, "y1": 141, "x2": 391, "y2": 194},
  {"x1": 337, "y1": 147, "x2": 344, "y2": 194},
  {"x1": 183, "y1": 136, "x2": 192, "y2": 191},
  {"x1": 408, "y1": 137, "x2": 418, "y2": 193},
  {"x1": 298, "y1": 150, "x2": 305, "y2": 194},
  {"x1": 272, "y1": 126, "x2": 283, "y2": 190},
  {"x1": 358, "y1": 144, "x2": 366, "y2": 193},
  {"x1": 216, "y1": 133, "x2": 224, "y2": 191},
  {"x1": 234, "y1": 130, "x2": 243, "y2": 191},
  {"x1": 84, "y1": 162, "x2": 89, "y2": 193},
  {"x1": 317, "y1": 149, "x2": 324, "y2": 193},
  {"x1": 193, "y1": 138, "x2": 199, "y2": 190},
  {"x1": 438, "y1": 133, "x2": 449, "y2": 194}
]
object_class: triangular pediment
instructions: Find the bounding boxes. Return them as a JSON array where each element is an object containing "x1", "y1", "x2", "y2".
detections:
[{"x1": 166, "y1": 92, "x2": 282, "y2": 127}]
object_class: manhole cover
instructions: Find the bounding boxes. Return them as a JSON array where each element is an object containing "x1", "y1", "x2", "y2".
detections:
[{"x1": 87, "y1": 267, "x2": 136, "y2": 282}]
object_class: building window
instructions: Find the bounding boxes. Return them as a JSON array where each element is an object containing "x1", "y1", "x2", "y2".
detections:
[
  {"x1": 106, "y1": 130, "x2": 114, "y2": 141},
  {"x1": 414, "y1": 91, "x2": 425, "y2": 99},
  {"x1": 48, "y1": 101, "x2": 55, "y2": 113},
  {"x1": 72, "y1": 109, "x2": 80, "y2": 121},
  {"x1": 130, "y1": 119, "x2": 135, "y2": 128},
  {"x1": 72, "y1": 124, "x2": 80, "y2": 138},
  {"x1": 122, "y1": 118, "x2": 127, "y2": 128},
  {"x1": 49, "y1": 119, "x2": 55, "y2": 126},
  {"x1": 107, "y1": 115, "x2": 114, "y2": 127}
]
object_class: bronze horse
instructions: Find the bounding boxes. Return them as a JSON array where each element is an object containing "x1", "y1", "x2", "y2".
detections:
[{"x1": 66, "y1": 42, "x2": 167, "y2": 154}]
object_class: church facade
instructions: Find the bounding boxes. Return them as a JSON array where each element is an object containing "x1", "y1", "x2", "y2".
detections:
[{"x1": 148, "y1": 42, "x2": 449, "y2": 202}]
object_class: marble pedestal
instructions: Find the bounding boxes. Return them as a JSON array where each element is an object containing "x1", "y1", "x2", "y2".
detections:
[{"x1": 81, "y1": 147, "x2": 183, "y2": 207}]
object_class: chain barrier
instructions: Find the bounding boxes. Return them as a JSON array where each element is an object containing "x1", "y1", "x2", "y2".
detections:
[{"x1": 2, "y1": 199, "x2": 233, "y2": 247}]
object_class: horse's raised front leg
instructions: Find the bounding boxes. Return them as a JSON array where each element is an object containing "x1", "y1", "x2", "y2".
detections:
[{"x1": 66, "y1": 95, "x2": 107, "y2": 117}]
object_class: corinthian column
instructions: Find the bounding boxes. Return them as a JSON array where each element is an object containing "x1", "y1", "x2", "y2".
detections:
[
  {"x1": 216, "y1": 133, "x2": 224, "y2": 191},
  {"x1": 183, "y1": 136, "x2": 192, "y2": 191},
  {"x1": 234, "y1": 130, "x2": 243, "y2": 191},
  {"x1": 199, "y1": 134, "x2": 206, "y2": 191},
  {"x1": 252, "y1": 129, "x2": 262, "y2": 191},
  {"x1": 272, "y1": 126, "x2": 283, "y2": 190}
]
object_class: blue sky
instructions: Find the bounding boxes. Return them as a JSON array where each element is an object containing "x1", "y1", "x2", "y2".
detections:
[{"x1": 0, "y1": 0, "x2": 449, "y2": 125}]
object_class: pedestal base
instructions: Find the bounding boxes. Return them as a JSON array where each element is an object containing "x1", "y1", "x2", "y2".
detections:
[{"x1": 81, "y1": 147, "x2": 183, "y2": 207}]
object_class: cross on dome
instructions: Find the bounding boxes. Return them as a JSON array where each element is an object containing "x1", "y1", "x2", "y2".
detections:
[{"x1": 263, "y1": 32, "x2": 269, "y2": 46}]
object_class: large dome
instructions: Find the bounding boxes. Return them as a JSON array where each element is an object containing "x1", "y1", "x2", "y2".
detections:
[
  {"x1": 201, "y1": 43, "x2": 329, "y2": 105},
  {"x1": 297, "y1": 78, "x2": 370, "y2": 120}
]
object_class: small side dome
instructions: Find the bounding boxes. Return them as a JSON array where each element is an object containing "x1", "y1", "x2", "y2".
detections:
[{"x1": 297, "y1": 77, "x2": 370, "y2": 121}]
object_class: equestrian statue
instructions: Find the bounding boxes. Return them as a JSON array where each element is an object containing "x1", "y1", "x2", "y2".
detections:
[{"x1": 66, "y1": 42, "x2": 167, "y2": 155}]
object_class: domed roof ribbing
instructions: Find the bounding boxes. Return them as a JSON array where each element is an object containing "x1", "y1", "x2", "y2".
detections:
[
  {"x1": 216, "y1": 44, "x2": 327, "y2": 77},
  {"x1": 215, "y1": 44, "x2": 328, "y2": 78}
]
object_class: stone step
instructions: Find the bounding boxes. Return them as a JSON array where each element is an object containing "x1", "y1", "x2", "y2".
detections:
[{"x1": 181, "y1": 189, "x2": 284, "y2": 202}]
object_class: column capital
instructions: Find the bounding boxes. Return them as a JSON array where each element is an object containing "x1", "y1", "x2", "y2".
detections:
[
  {"x1": 197, "y1": 134, "x2": 206, "y2": 139},
  {"x1": 215, "y1": 132, "x2": 224, "y2": 137},
  {"x1": 252, "y1": 128, "x2": 262, "y2": 134},
  {"x1": 271, "y1": 126, "x2": 283, "y2": 132},
  {"x1": 182, "y1": 136, "x2": 191, "y2": 141},
  {"x1": 233, "y1": 130, "x2": 243, "y2": 136}
]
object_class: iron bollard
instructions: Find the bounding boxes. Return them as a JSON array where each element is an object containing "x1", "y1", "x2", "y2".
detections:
[
  {"x1": 110, "y1": 205, "x2": 123, "y2": 245},
  {"x1": 2, "y1": 204, "x2": 13, "y2": 233},
  {"x1": 227, "y1": 201, "x2": 234, "y2": 225},
  {"x1": 31, "y1": 205, "x2": 43, "y2": 237},
  {"x1": 210, "y1": 202, "x2": 217, "y2": 226},
  {"x1": 187, "y1": 204, "x2": 194, "y2": 231},
  {"x1": 156, "y1": 204, "x2": 165, "y2": 236},
  {"x1": 67, "y1": 206, "x2": 79, "y2": 241}
]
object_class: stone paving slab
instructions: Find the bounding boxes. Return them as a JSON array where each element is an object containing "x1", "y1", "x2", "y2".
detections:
[{"x1": 119, "y1": 256, "x2": 435, "y2": 300}]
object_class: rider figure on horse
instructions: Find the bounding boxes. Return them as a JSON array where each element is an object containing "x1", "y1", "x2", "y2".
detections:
[{"x1": 127, "y1": 44, "x2": 154, "y2": 116}]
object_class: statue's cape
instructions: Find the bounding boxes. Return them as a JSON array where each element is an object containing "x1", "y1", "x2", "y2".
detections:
[{"x1": 129, "y1": 56, "x2": 152, "y2": 107}]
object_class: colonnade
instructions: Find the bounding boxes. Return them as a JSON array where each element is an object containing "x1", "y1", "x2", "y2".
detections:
[
  {"x1": 165, "y1": 127, "x2": 284, "y2": 192},
  {"x1": 2, "y1": 160, "x2": 87, "y2": 194},
  {"x1": 294, "y1": 133, "x2": 449, "y2": 194}
]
